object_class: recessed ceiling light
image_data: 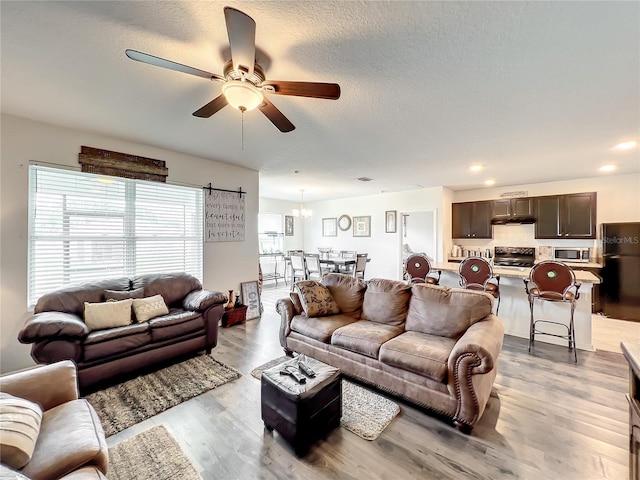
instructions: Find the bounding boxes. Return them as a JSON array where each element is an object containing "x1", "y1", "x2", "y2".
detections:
[
  {"x1": 470, "y1": 165, "x2": 483, "y2": 172},
  {"x1": 599, "y1": 164, "x2": 616, "y2": 172},
  {"x1": 614, "y1": 141, "x2": 637, "y2": 150},
  {"x1": 357, "y1": 177, "x2": 373, "y2": 182},
  {"x1": 484, "y1": 179, "x2": 495, "y2": 186}
]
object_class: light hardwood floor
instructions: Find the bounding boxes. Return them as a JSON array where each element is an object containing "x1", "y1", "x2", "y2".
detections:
[{"x1": 106, "y1": 283, "x2": 634, "y2": 480}]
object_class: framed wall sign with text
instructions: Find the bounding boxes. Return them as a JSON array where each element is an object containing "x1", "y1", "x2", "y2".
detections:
[{"x1": 241, "y1": 281, "x2": 261, "y2": 320}]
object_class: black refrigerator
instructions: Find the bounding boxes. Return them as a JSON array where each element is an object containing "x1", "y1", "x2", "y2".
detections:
[{"x1": 600, "y1": 222, "x2": 640, "y2": 321}]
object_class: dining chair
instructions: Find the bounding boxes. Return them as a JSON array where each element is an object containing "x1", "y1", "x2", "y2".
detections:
[
  {"x1": 353, "y1": 253, "x2": 368, "y2": 279},
  {"x1": 289, "y1": 253, "x2": 307, "y2": 291},
  {"x1": 524, "y1": 261, "x2": 581, "y2": 362},
  {"x1": 338, "y1": 250, "x2": 357, "y2": 274},
  {"x1": 304, "y1": 253, "x2": 328, "y2": 281},
  {"x1": 404, "y1": 254, "x2": 440, "y2": 285},
  {"x1": 458, "y1": 257, "x2": 501, "y2": 314},
  {"x1": 285, "y1": 250, "x2": 304, "y2": 286}
]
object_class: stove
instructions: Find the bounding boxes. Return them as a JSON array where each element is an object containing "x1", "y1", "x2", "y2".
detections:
[{"x1": 493, "y1": 246, "x2": 535, "y2": 268}]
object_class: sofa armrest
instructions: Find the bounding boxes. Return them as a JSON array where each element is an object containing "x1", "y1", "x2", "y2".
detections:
[
  {"x1": 183, "y1": 289, "x2": 227, "y2": 312},
  {"x1": 276, "y1": 297, "x2": 296, "y2": 349},
  {"x1": 18, "y1": 312, "x2": 89, "y2": 343},
  {"x1": 0, "y1": 360, "x2": 79, "y2": 411},
  {"x1": 447, "y1": 314, "x2": 504, "y2": 426}
]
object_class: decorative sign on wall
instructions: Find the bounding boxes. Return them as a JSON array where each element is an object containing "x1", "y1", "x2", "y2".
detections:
[
  {"x1": 78, "y1": 146, "x2": 168, "y2": 182},
  {"x1": 204, "y1": 186, "x2": 246, "y2": 242}
]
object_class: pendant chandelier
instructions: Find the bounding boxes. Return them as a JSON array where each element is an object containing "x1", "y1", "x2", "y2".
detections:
[{"x1": 292, "y1": 189, "x2": 312, "y2": 218}]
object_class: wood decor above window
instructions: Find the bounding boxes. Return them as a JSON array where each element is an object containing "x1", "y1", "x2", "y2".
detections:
[{"x1": 78, "y1": 146, "x2": 168, "y2": 182}]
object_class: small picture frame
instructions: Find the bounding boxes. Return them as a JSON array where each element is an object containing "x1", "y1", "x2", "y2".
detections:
[
  {"x1": 385, "y1": 210, "x2": 397, "y2": 233},
  {"x1": 285, "y1": 215, "x2": 294, "y2": 236},
  {"x1": 322, "y1": 217, "x2": 337, "y2": 237},
  {"x1": 241, "y1": 281, "x2": 261, "y2": 320},
  {"x1": 352, "y1": 216, "x2": 371, "y2": 237}
]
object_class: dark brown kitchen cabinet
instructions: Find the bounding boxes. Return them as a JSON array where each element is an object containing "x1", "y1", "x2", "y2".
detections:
[
  {"x1": 452, "y1": 201, "x2": 492, "y2": 239},
  {"x1": 534, "y1": 192, "x2": 597, "y2": 239},
  {"x1": 492, "y1": 197, "x2": 534, "y2": 219}
]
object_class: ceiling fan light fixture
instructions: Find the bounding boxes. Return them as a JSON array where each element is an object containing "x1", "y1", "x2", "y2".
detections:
[{"x1": 221, "y1": 80, "x2": 264, "y2": 111}]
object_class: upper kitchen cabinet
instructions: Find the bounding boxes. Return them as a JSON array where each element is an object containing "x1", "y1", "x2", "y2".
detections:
[
  {"x1": 452, "y1": 201, "x2": 492, "y2": 239},
  {"x1": 534, "y1": 192, "x2": 597, "y2": 239},
  {"x1": 491, "y1": 197, "x2": 534, "y2": 222}
]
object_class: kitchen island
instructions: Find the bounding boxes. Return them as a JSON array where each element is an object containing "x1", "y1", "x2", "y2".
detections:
[{"x1": 433, "y1": 262, "x2": 601, "y2": 351}]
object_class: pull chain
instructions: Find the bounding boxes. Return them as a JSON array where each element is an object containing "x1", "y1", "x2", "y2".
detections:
[{"x1": 240, "y1": 107, "x2": 245, "y2": 151}]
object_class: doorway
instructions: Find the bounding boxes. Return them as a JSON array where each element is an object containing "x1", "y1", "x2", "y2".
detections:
[{"x1": 399, "y1": 210, "x2": 437, "y2": 278}]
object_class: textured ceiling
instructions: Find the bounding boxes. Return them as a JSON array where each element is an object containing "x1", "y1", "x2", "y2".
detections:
[{"x1": 2, "y1": 1, "x2": 638, "y2": 202}]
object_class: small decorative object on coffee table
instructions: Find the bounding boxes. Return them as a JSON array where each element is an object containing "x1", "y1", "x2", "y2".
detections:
[
  {"x1": 261, "y1": 355, "x2": 341, "y2": 456},
  {"x1": 221, "y1": 305, "x2": 247, "y2": 328},
  {"x1": 234, "y1": 294, "x2": 242, "y2": 308}
]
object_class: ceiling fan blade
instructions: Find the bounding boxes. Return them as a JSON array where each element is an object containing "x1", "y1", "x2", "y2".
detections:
[
  {"x1": 125, "y1": 49, "x2": 224, "y2": 82},
  {"x1": 258, "y1": 97, "x2": 295, "y2": 132},
  {"x1": 193, "y1": 95, "x2": 228, "y2": 118},
  {"x1": 224, "y1": 7, "x2": 256, "y2": 77},
  {"x1": 262, "y1": 81, "x2": 341, "y2": 100}
]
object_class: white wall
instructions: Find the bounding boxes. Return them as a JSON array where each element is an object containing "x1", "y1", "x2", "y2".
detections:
[
  {"x1": 297, "y1": 187, "x2": 447, "y2": 280},
  {"x1": 1, "y1": 114, "x2": 259, "y2": 373},
  {"x1": 450, "y1": 174, "x2": 640, "y2": 258}
]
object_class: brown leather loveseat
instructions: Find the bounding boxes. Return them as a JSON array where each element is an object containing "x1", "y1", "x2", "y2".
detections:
[
  {"x1": 277, "y1": 273, "x2": 504, "y2": 431},
  {"x1": 18, "y1": 273, "x2": 226, "y2": 390},
  {"x1": 0, "y1": 360, "x2": 108, "y2": 479}
]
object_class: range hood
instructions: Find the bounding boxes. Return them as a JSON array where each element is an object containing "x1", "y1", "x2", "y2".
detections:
[{"x1": 491, "y1": 216, "x2": 536, "y2": 225}]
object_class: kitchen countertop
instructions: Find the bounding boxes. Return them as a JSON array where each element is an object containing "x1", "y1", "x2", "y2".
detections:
[
  {"x1": 434, "y1": 261, "x2": 601, "y2": 284},
  {"x1": 447, "y1": 258, "x2": 603, "y2": 269}
]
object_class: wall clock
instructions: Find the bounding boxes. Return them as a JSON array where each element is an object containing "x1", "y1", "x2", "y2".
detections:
[{"x1": 338, "y1": 215, "x2": 351, "y2": 231}]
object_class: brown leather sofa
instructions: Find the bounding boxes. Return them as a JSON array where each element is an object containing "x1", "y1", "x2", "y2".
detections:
[
  {"x1": 277, "y1": 273, "x2": 504, "y2": 431},
  {"x1": 0, "y1": 360, "x2": 108, "y2": 479},
  {"x1": 18, "y1": 273, "x2": 226, "y2": 390}
]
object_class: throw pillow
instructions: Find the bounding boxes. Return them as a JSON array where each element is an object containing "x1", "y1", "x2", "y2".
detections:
[
  {"x1": 0, "y1": 393, "x2": 43, "y2": 470},
  {"x1": 295, "y1": 280, "x2": 340, "y2": 318},
  {"x1": 361, "y1": 278, "x2": 411, "y2": 326},
  {"x1": 84, "y1": 299, "x2": 133, "y2": 331},
  {"x1": 104, "y1": 287, "x2": 145, "y2": 301},
  {"x1": 132, "y1": 294, "x2": 169, "y2": 322}
]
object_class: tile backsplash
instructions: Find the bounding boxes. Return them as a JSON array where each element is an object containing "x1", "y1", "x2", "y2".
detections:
[{"x1": 454, "y1": 224, "x2": 600, "y2": 260}]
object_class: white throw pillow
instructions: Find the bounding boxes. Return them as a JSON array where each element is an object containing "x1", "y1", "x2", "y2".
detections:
[
  {"x1": 132, "y1": 295, "x2": 169, "y2": 322},
  {"x1": 0, "y1": 393, "x2": 43, "y2": 470},
  {"x1": 84, "y1": 298, "x2": 133, "y2": 331}
]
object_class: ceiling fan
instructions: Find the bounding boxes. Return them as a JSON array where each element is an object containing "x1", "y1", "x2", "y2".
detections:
[{"x1": 125, "y1": 6, "x2": 340, "y2": 133}]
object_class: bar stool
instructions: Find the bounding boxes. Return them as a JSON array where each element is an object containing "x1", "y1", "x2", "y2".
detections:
[
  {"x1": 404, "y1": 254, "x2": 440, "y2": 285},
  {"x1": 524, "y1": 261, "x2": 581, "y2": 362},
  {"x1": 458, "y1": 257, "x2": 501, "y2": 314}
]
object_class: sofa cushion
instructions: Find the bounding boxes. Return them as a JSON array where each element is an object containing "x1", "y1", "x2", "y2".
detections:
[
  {"x1": 322, "y1": 273, "x2": 366, "y2": 314},
  {"x1": 331, "y1": 320, "x2": 404, "y2": 359},
  {"x1": 34, "y1": 278, "x2": 131, "y2": 316},
  {"x1": 131, "y1": 273, "x2": 201, "y2": 307},
  {"x1": 132, "y1": 295, "x2": 169, "y2": 322},
  {"x1": 148, "y1": 310, "x2": 203, "y2": 342},
  {"x1": 0, "y1": 393, "x2": 43, "y2": 470},
  {"x1": 103, "y1": 287, "x2": 145, "y2": 301},
  {"x1": 361, "y1": 278, "x2": 411, "y2": 326},
  {"x1": 82, "y1": 323, "x2": 151, "y2": 362},
  {"x1": 295, "y1": 280, "x2": 340, "y2": 318},
  {"x1": 290, "y1": 314, "x2": 358, "y2": 343},
  {"x1": 20, "y1": 399, "x2": 108, "y2": 480},
  {"x1": 406, "y1": 284, "x2": 494, "y2": 338},
  {"x1": 83, "y1": 299, "x2": 133, "y2": 331},
  {"x1": 379, "y1": 331, "x2": 457, "y2": 383}
]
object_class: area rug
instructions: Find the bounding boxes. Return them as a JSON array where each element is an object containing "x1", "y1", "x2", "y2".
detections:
[
  {"x1": 251, "y1": 356, "x2": 400, "y2": 440},
  {"x1": 108, "y1": 425, "x2": 200, "y2": 480},
  {"x1": 86, "y1": 355, "x2": 241, "y2": 437}
]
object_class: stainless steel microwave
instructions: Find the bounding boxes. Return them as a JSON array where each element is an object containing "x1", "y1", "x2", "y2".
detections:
[{"x1": 553, "y1": 247, "x2": 590, "y2": 263}]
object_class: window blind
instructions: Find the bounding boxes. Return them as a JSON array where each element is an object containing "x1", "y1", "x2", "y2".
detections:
[{"x1": 28, "y1": 165, "x2": 203, "y2": 306}]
